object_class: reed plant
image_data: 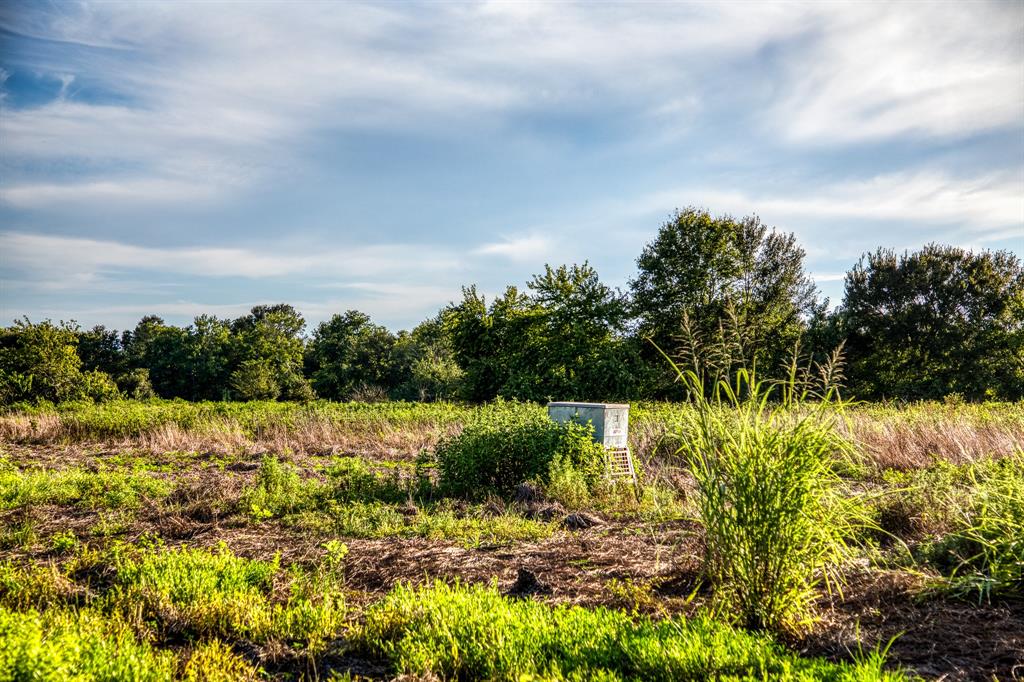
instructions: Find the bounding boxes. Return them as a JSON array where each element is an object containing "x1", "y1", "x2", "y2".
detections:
[{"x1": 666, "y1": 357, "x2": 866, "y2": 631}]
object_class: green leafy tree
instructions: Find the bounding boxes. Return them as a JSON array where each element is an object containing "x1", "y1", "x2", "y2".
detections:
[
  {"x1": 76, "y1": 325, "x2": 125, "y2": 377},
  {"x1": 840, "y1": 244, "x2": 1024, "y2": 400},
  {"x1": 0, "y1": 319, "x2": 89, "y2": 403},
  {"x1": 122, "y1": 316, "x2": 192, "y2": 398},
  {"x1": 527, "y1": 262, "x2": 635, "y2": 400},
  {"x1": 187, "y1": 315, "x2": 233, "y2": 400},
  {"x1": 231, "y1": 305, "x2": 313, "y2": 401},
  {"x1": 390, "y1": 316, "x2": 464, "y2": 401},
  {"x1": 230, "y1": 358, "x2": 281, "y2": 401},
  {"x1": 630, "y1": 208, "x2": 817, "y2": 395},
  {"x1": 305, "y1": 310, "x2": 396, "y2": 400},
  {"x1": 444, "y1": 286, "x2": 500, "y2": 402}
]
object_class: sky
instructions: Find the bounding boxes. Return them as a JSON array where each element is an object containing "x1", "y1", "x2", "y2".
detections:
[{"x1": 1, "y1": 0, "x2": 1022, "y2": 332}]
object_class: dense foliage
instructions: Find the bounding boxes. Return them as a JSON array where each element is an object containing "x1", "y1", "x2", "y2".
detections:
[
  {"x1": 434, "y1": 403, "x2": 607, "y2": 498},
  {"x1": 2, "y1": 211, "x2": 1020, "y2": 405}
]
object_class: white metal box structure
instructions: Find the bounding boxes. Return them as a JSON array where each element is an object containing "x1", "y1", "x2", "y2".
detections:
[{"x1": 546, "y1": 402, "x2": 635, "y2": 483}]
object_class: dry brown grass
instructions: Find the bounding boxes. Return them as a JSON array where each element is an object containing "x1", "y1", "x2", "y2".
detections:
[
  {"x1": 0, "y1": 413, "x2": 458, "y2": 460},
  {"x1": 840, "y1": 407, "x2": 1024, "y2": 471}
]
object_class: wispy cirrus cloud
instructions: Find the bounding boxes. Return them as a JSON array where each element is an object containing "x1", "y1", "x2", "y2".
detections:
[
  {"x1": 473, "y1": 235, "x2": 556, "y2": 263},
  {"x1": 0, "y1": 232, "x2": 463, "y2": 285}
]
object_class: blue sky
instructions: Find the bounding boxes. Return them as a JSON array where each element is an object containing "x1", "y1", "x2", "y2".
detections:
[{"x1": 1, "y1": 1, "x2": 1022, "y2": 331}]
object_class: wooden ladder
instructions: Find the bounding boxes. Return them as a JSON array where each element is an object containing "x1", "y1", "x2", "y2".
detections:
[{"x1": 605, "y1": 447, "x2": 637, "y2": 486}]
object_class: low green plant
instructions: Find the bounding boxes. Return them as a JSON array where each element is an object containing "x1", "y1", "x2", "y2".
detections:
[
  {"x1": 49, "y1": 530, "x2": 78, "y2": 555},
  {"x1": 325, "y1": 456, "x2": 406, "y2": 504},
  {"x1": 0, "y1": 606, "x2": 177, "y2": 681},
  {"x1": 298, "y1": 500, "x2": 554, "y2": 548},
  {"x1": 921, "y1": 454, "x2": 1023, "y2": 599},
  {"x1": 111, "y1": 542, "x2": 345, "y2": 649},
  {"x1": 182, "y1": 639, "x2": 258, "y2": 682},
  {"x1": 240, "y1": 454, "x2": 313, "y2": 519},
  {"x1": 353, "y1": 581, "x2": 903, "y2": 681},
  {"x1": 0, "y1": 462, "x2": 171, "y2": 510},
  {"x1": 669, "y1": 367, "x2": 867, "y2": 632}
]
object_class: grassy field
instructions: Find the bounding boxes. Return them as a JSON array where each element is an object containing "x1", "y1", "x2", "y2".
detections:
[{"x1": 0, "y1": 398, "x2": 1021, "y2": 680}]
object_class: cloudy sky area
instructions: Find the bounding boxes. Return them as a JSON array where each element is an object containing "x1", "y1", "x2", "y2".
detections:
[{"x1": 1, "y1": 1, "x2": 1022, "y2": 330}]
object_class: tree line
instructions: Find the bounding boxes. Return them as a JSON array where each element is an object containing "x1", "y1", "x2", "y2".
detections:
[{"x1": 2, "y1": 208, "x2": 1021, "y2": 405}]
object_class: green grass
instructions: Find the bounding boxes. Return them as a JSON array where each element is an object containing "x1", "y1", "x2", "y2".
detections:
[
  {"x1": 886, "y1": 454, "x2": 1024, "y2": 599},
  {"x1": 0, "y1": 460, "x2": 171, "y2": 510},
  {"x1": 353, "y1": 581, "x2": 904, "y2": 681},
  {"x1": 0, "y1": 606, "x2": 177, "y2": 681},
  {"x1": 669, "y1": 369, "x2": 868, "y2": 632},
  {"x1": 110, "y1": 541, "x2": 346, "y2": 649},
  {"x1": 241, "y1": 455, "x2": 556, "y2": 547}
]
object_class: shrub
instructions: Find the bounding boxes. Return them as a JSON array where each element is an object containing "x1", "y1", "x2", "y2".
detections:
[
  {"x1": 240, "y1": 455, "x2": 312, "y2": 519},
  {"x1": 353, "y1": 581, "x2": 903, "y2": 681},
  {"x1": 670, "y1": 369, "x2": 866, "y2": 632},
  {"x1": 434, "y1": 407, "x2": 605, "y2": 499}
]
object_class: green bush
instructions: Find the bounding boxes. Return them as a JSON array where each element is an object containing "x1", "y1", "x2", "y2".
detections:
[
  {"x1": 434, "y1": 407, "x2": 605, "y2": 499},
  {"x1": 353, "y1": 581, "x2": 903, "y2": 681},
  {"x1": 670, "y1": 369, "x2": 866, "y2": 632},
  {"x1": 240, "y1": 455, "x2": 313, "y2": 519}
]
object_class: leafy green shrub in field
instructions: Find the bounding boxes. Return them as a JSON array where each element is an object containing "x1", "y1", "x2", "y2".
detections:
[
  {"x1": 354, "y1": 581, "x2": 903, "y2": 681},
  {"x1": 670, "y1": 369, "x2": 866, "y2": 632},
  {"x1": 240, "y1": 455, "x2": 314, "y2": 519},
  {"x1": 325, "y1": 456, "x2": 406, "y2": 504},
  {"x1": 112, "y1": 542, "x2": 345, "y2": 648},
  {"x1": 434, "y1": 406, "x2": 605, "y2": 499},
  {"x1": 0, "y1": 606, "x2": 176, "y2": 681}
]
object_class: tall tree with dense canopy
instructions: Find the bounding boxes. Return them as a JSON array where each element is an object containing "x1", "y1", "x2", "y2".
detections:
[
  {"x1": 527, "y1": 262, "x2": 635, "y2": 400},
  {"x1": 840, "y1": 244, "x2": 1024, "y2": 401},
  {"x1": 230, "y1": 305, "x2": 314, "y2": 401},
  {"x1": 630, "y1": 208, "x2": 817, "y2": 394},
  {"x1": 306, "y1": 310, "x2": 396, "y2": 400}
]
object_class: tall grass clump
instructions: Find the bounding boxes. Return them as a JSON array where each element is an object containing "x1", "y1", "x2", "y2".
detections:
[
  {"x1": 920, "y1": 453, "x2": 1023, "y2": 599},
  {"x1": 669, "y1": 363, "x2": 865, "y2": 632},
  {"x1": 433, "y1": 404, "x2": 605, "y2": 499},
  {"x1": 354, "y1": 581, "x2": 903, "y2": 681}
]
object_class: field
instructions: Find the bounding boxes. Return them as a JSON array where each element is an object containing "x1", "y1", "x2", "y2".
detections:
[{"x1": 0, "y1": 398, "x2": 1021, "y2": 681}]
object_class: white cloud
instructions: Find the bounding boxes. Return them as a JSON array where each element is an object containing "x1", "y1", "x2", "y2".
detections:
[
  {"x1": 1, "y1": 178, "x2": 221, "y2": 207},
  {"x1": 771, "y1": 2, "x2": 1024, "y2": 143},
  {"x1": 474, "y1": 235, "x2": 555, "y2": 262},
  {"x1": 2, "y1": 1, "x2": 1019, "y2": 211},
  {"x1": 0, "y1": 232, "x2": 464, "y2": 285},
  {"x1": 699, "y1": 172, "x2": 1023, "y2": 233}
]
